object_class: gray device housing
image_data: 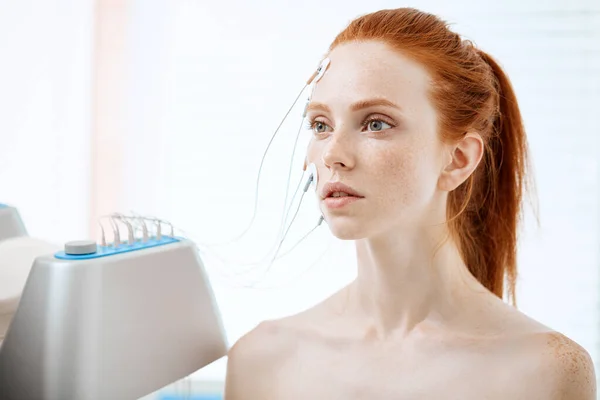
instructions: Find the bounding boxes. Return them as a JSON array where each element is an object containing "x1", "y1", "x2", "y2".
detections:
[
  {"x1": 0, "y1": 205, "x2": 27, "y2": 241},
  {"x1": 0, "y1": 238, "x2": 228, "y2": 400}
]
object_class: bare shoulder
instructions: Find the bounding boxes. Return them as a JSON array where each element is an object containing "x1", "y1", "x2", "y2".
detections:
[
  {"x1": 223, "y1": 319, "x2": 297, "y2": 399},
  {"x1": 539, "y1": 331, "x2": 596, "y2": 399},
  {"x1": 223, "y1": 288, "x2": 345, "y2": 399},
  {"x1": 465, "y1": 296, "x2": 596, "y2": 399},
  {"x1": 516, "y1": 331, "x2": 596, "y2": 399}
]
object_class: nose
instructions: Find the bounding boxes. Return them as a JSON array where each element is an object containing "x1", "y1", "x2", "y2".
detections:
[{"x1": 321, "y1": 129, "x2": 356, "y2": 172}]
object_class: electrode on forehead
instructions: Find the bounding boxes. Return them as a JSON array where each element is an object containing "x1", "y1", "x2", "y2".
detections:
[
  {"x1": 306, "y1": 58, "x2": 331, "y2": 85},
  {"x1": 303, "y1": 58, "x2": 331, "y2": 118}
]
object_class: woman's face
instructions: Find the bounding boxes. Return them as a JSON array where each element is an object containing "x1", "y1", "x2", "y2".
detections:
[{"x1": 305, "y1": 41, "x2": 449, "y2": 240}]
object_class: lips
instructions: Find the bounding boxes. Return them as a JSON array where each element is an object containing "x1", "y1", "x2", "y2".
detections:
[{"x1": 321, "y1": 181, "x2": 364, "y2": 199}]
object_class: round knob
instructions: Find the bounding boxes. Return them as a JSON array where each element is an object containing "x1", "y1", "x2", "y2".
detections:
[{"x1": 64, "y1": 240, "x2": 97, "y2": 255}]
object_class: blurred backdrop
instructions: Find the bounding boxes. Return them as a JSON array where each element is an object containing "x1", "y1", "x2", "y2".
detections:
[{"x1": 1, "y1": 0, "x2": 599, "y2": 397}]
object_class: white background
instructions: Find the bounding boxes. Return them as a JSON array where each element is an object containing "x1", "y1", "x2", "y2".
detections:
[{"x1": 1, "y1": 0, "x2": 599, "y2": 391}]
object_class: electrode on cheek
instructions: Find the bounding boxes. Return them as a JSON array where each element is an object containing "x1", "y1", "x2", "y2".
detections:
[
  {"x1": 308, "y1": 162, "x2": 318, "y2": 190},
  {"x1": 303, "y1": 163, "x2": 318, "y2": 193}
]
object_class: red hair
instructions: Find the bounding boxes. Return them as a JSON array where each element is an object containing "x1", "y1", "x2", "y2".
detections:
[{"x1": 330, "y1": 8, "x2": 531, "y2": 304}]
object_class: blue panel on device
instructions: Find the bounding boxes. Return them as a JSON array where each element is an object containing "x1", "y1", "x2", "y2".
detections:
[
  {"x1": 0, "y1": 203, "x2": 7, "y2": 208},
  {"x1": 159, "y1": 396, "x2": 222, "y2": 400},
  {"x1": 54, "y1": 236, "x2": 180, "y2": 260}
]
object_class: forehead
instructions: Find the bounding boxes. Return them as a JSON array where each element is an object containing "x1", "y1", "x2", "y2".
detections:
[{"x1": 312, "y1": 41, "x2": 432, "y2": 109}]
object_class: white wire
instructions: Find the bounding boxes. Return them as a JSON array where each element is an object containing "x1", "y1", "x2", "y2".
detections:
[
  {"x1": 98, "y1": 69, "x2": 325, "y2": 288},
  {"x1": 202, "y1": 83, "x2": 309, "y2": 248},
  {"x1": 243, "y1": 187, "x2": 309, "y2": 286},
  {"x1": 275, "y1": 116, "x2": 310, "y2": 242}
]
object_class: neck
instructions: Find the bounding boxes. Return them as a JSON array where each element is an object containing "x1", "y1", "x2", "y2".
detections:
[{"x1": 348, "y1": 225, "x2": 486, "y2": 340}]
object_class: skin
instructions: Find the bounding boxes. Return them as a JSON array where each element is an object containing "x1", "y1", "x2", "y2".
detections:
[{"x1": 224, "y1": 41, "x2": 596, "y2": 399}]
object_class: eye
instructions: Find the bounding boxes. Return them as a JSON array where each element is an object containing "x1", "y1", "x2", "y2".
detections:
[
  {"x1": 305, "y1": 118, "x2": 332, "y2": 135},
  {"x1": 314, "y1": 121, "x2": 329, "y2": 133},
  {"x1": 366, "y1": 119, "x2": 392, "y2": 132}
]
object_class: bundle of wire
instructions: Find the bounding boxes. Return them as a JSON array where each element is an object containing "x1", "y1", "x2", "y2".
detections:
[
  {"x1": 99, "y1": 57, "x2": 332, "y2": 291},
  {"x1": 185, "y1": 57, "x2": 333, "y2": 288}
]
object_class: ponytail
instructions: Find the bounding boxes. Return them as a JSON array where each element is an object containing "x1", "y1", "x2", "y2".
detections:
[{"x1": 450, "y1": 50, "x2": 529, "y2": 305}]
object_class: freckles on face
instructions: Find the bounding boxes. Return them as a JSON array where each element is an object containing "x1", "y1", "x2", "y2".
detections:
[
  {"x1": 363, "y1": 127, "x2": 440, "y2": 218},
  {"x1": 373, "y1": 144, "x2": 420, "y2": 209},
  {"x1": 305, "y1": 41, "x2": 443, "y2": 228}
]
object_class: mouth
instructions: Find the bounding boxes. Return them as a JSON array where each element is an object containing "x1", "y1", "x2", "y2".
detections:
[
  {"x1": 323, "y1": 195, "x2": 362, "y2": 209},
  {"x1": 321, "y1": 182, "x2": 364, "y2": 209}
]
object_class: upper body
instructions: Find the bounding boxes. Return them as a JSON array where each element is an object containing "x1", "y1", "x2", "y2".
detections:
[
  {"x1": 224, "y1": 8, "x2": 596, "y2": 399},
  {"x1": 225, "y1": 289, "x2": 594, "y2": 399}
]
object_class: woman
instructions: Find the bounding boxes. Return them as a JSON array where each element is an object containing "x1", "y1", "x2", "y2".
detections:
[{"x1": 225, "y1": 8, "x2": 595, "y2": 399}]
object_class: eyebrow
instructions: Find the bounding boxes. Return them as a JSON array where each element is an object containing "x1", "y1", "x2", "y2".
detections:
[{"x1": 305, "y1": 98, "x2": 402, "y2": 114}]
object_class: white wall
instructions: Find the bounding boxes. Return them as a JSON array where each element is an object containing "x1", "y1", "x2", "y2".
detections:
[{"x1": 0, "y1": 0, "x2": 95, "y2": 243}]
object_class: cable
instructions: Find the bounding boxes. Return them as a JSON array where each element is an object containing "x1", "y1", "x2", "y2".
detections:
[{"x1": 203, "y1": 83, "x2": 309, "y2": 247}]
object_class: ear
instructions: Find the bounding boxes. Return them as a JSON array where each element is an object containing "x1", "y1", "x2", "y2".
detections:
[{"x1": 438, "y1": 132, "x2": 484, "y2": 192}]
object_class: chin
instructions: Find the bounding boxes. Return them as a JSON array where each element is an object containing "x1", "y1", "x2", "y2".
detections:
[{"x1": 325, "y1": 216, "x2": 370, "y2": 240}]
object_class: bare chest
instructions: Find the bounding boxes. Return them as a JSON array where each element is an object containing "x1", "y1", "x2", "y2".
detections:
[{"x1": 265, "y1": 341, "x2": 524, "y2": 400}]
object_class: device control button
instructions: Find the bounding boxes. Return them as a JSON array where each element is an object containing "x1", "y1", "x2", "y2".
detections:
[{"x1": 64, "y1": 240, "x2": 97, "y2": 255}]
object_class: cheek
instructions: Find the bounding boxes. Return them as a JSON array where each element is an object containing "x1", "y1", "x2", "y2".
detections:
[
  {"x1": 306, "y1": 139, "x2": 319, "y2": 163},
  {"x1": 371, "y1": 140, "x2": 440, "y2": 209},
  {"x1": 306, "y1": 137, "x2": 329, "y2": 170}
]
